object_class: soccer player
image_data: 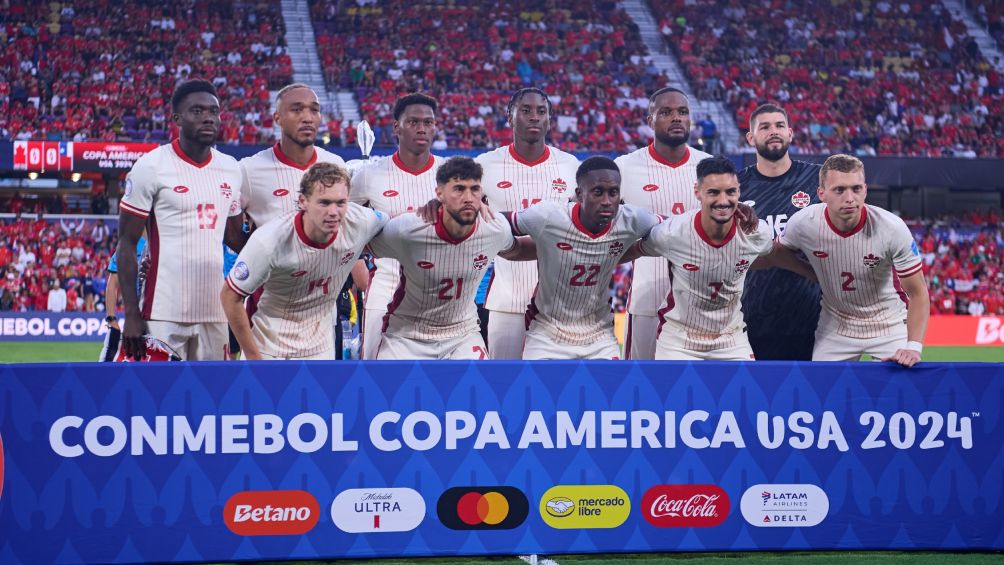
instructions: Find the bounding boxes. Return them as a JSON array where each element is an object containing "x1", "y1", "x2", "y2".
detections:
[
  {"x1": 221, "y1": 162, "x2": 387, "y2": 360},
  {"x1": 769, "y1": 154, "x2": 929, "y2": 367},
  {"x1": 616, "y1": 87, "x2": 711, "y2": 359},
  {"x1": 738, "y1": 103, "x2": 822, "y2": 360},
  {"x1": 350, "y1": 93, "x2": 444, "y2": 359},
  {"x1": 476, "y1": 87, "x2": 579, "y2": 359},
  {"x1": 513, "y1": 157, "x2": 661, "y2": 360},
  {"x1": 368, "y1": 157, "x2": 531, "y2": 360},
  {"x1": 238, "y1": 83, "x2": 347, "y2": 232},
  {"x1": 117, "y1": 79, "x2": 244, "y2": 360},
  {"x1": 625, "y1": 156, "x2": 775, "y2": 360}
]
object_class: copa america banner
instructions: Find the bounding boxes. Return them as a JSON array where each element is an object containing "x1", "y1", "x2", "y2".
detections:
[
  {"x1": 0, "y1": 361, "x2": 1000, "y2": 564},
  {"x1": 0, "y1": 313, "x2": 118, "y2": 342}
]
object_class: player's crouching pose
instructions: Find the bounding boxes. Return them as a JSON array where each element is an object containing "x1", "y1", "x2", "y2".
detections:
[
  {"x1": 221, "y1": 162, "x2": 387, "y2": 360},
  {"x1": 767, "y1": 154, "x2": 929, "y2": 367},
  {"x1": 368, "y1": 156, "x2": 534, "y2": 360}
]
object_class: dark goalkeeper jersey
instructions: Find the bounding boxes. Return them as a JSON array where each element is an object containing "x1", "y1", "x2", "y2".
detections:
[{"x1": 738, "y1": 160, "x2": 822, "y2": 360}]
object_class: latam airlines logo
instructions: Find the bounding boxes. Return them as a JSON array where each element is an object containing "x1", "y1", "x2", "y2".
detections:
[
  {"x1": 273, "y1": 188, "x2": 290, "y2": 197},
  {"x1": 551, "y1": 178, "x2": 568, "y2": 193},
  {"x1": 223, "y1": 490, "x2": 320, "y2": 536},
  {"x1": 437, "y1": 486, "x2": 529, "y2": 530},
  {"x1": 539, "y1": 485, "x2": 630, "y2": 529},
  {"x1": 740, "y1": 484, "x2": 829, "y2": 527},
  {"x1": 331, "y1": 488, "x2": 425, "y2": 533},
  {"x1": 641, "y1": 485, "x2": 729, "y2": 528},
  {"x1": 791, "y1": 191, "x2": 810, "y2": 208},
  {"x1": 863, "y1": 253, "x2": 881, "y2": 268}
]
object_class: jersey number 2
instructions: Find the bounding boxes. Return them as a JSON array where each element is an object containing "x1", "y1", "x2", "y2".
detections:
[{"x1": 841, "y1": 272, "x2": 856, "y2": 291}]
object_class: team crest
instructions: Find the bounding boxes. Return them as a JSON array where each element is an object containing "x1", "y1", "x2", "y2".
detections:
[
  {"x1": 339, "y1": 251, "x2": 355, "y2": 265},
  {"x1": 608, "y1": 241, "x2": 625, "y2": 256},
  {"x1": 863, "y1": 253, "x2": 881, "y2": 268},
  {"x1": 220, "y1": 182, "x2": 232, "y2": 199},
  {"x1": 551, "y1": 178, "x2": 567, "y2": 193},
  {"x1": 734, "y1": 259, "x2": 751, "y2": 273},
  {"x1": 232, "y1": 261, "x2": 250, "y2": 281},
  {"x1": 791, "y1": 191, "x2": 810, "y2": 208},
  {"x1": 473, "y1": 254, "x2": 489, "y2": 270}
]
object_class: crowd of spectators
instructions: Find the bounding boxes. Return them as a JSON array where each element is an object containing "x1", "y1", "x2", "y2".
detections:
[
  {"x1": 309, "y1": 0, "x2": 669, "y2": 152},
  {"x1": 974, "y1": 1, "x2": 1004, "y2": 49},
  {"x1": 652, "y1": 0, "x2": 1004, "y2": 157},
  {"x1": 1, "y1": 0, "x2": 292, "y2": 145}
]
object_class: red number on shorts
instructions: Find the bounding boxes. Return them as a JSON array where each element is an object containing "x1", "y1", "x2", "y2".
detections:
[
  {"x1": 570, "y1": 264, "x2": 601, "y2": 287},
  {"x1": 197, "y1": 203, "x2": 218, "y2": 229},
  {"x1": 672, "y1": 202, "x2": 685, "y2": 215},
  {"x1": 521, "y1": 198, "x2": 542, "y2": 209},
  {"x1": 472, "y1": 345, "x2": 487, "y2": 359},
  {"x1": 708, "y1": 281, "x2": 723, "y2": 300},
  {"x1": 437, "y1": 278, "x2": 464, "y2": 300},
  {"x1": 308, "y1": 276, "x2": 332, "y2": 295},
  {"x1": 841, "y1": 271, "x2": 856, "y2": 291}
]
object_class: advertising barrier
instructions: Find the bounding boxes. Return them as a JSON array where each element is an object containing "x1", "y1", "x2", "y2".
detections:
[
  {"x1": 0, "y1": 360, "x2": 1000, "y2": 564},
  {"x1": 925, "y1": 315, "x2": 1004, "y2": 346},
  {"x1": 0, "y1": 313, "x2": 117, "y2": 342}
]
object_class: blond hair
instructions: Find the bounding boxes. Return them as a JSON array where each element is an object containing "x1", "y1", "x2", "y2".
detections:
[
  {"x1": 819, "y1": 154, "x2": 864, "y2": 187},
  {"x1": 300, "y1": 162, "x2": 350, "y2": 197}
]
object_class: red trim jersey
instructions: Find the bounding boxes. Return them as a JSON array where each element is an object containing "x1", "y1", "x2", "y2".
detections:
[
  {"x1": 225, "y1": 206, "x2": 388, "y2": 357},
  {"x1": 779, "y1": 203, "x2": 923, "y2": 339},
  {"x1": 513, "y1": 201, "x2": 661, "y2": 346},
  {"x1": 239, "y1": 144, "x2": 346, "y2": 228},
  {"x1": 120, "y1": 140, "x2": 243, "y2": 322},
  {"x1": 349, "y1": 152, "x2": 443, "y2": 310},
  {"x1": 639, "y1": 210, "x2": 773, "y2": 351},
  {"x1": 615, "y1": 144, "x2": 711, "y2": 315},
  {"x1": 476, "y1": 144, "x2": 579, "y2": 313},
  {"x1": 368, "y1": 208, "x2": 515, "y2": 340}
]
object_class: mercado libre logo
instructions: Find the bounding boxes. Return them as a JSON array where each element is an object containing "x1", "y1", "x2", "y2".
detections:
[
  {"x1": 437, "y1": 486, "x2": 529, "y2": 530},
  {"x1": 539, "y1": 485, "x2": 630, "y2": 529}
]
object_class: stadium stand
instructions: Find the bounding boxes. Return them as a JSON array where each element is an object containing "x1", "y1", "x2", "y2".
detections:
[
  {"x1": 650, "y1": 0, "x2": 1004, "y2": 157},
  {"x1": 0, "y1": 0, "x2": 291, "y2": 145}
]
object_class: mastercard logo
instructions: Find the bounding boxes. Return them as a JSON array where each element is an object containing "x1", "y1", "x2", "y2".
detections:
[{"x1": 437, "y1": 486, "x2": 528, "y2": 530}]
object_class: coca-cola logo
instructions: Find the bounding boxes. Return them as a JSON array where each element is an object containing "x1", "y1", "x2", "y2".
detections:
[{"x1": 641, "y1": 485, "x2": 729, "y2": 528}]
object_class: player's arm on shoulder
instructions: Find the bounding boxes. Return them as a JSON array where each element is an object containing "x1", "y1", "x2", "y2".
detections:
[
  {"x1": 510, "y1": 201, "x2": 551, "y2": 237},
  {"x1": 499, "y1": 236, "x2": 536, "y2": 261},
  {"x1": 347, "y1": 164, "x2": 370, "y2": 205},
  {"x1": 881, "y1": 269, "x2": 929, "y2": 368},
  {"x1": 365, "y1": 217, "x2": 402, "y2": 260},
  {"x1": 757, "y1": 239, "x2": 818, "y2": 283}
]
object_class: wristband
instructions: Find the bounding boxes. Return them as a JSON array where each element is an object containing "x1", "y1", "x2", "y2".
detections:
[{"x1": 905, "y1": 341, "x2": 923, "y2": 353}]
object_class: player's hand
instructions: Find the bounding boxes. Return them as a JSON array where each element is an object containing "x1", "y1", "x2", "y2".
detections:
[
  {"x1": 480, "y1": 196, "x2": 494, "y2": 220},
  {"x1": 122, "y1": 312, "x2": 149, "y2": 360},
  {"x1": 881, "y1": 348, "x2": 921, "y2": 368},
  {"x1": 736, "y1": 202, "x2": 759, "y2": 234},
  {"x1": 415, "y1": 198, "x2": 441, "y2": 224}
]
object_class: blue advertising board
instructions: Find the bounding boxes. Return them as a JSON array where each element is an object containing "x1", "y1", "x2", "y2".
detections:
[{"x1": 0, "y1": 360, "x2": 1000, "y2": 563}]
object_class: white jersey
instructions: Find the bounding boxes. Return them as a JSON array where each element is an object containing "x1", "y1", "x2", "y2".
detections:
[
  {"x1": 369, "y1": 209, "x2": 516, "y2": 340},
  {"x1": 239, "y1": 144, "x2": 346, "y2": 228},
  {"x1": 224, "y1": 205, "x2": 388, "y2": 358},
  {"x1": 349, "y1": 152, "x2": 443, "y2": 311},
  {"x1": 779, "y1": 203, "x2": 923, "y2": 339},
  {"x1": 639, "y1": 210, "x2": 773, "y2": 351},
  {"x1": 120, "y1": 140, "x2": 242, "y2": 323},
  {"x1": 615, "y1": 144, "x2": 711, "y2": 315},
  {"x1": 477, "y1": 144, "x2": 579, "y2": 313},
  {"x1": 513, "y1": 201, "x2": 660, "y2": 346}
]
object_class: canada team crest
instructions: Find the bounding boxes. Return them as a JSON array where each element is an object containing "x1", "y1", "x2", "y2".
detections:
[
  {"x1": 473, "y1": 254, "x2": 489, "y2": 270},
  {"x1": 608, "y1": 241, "x2": 625, "y2": 256},
  {"x1": 220, "y1": 182, "x2": 233, "y2": 199},
  {"x1": 734, "y1": 259, "x2": 751, "y2": 273},
  {"x1": 791, "y1": 191, "x2": 810, "y2": 208},
  {"x1": 340, "y1": 251, "x2": 355, "y2": 265},
  {"x1": 863, "y1": 253, "x2": 881, "y2": 268},
  {"x1": 551, "y1": 178, "x2": 567, "y2": 193}
]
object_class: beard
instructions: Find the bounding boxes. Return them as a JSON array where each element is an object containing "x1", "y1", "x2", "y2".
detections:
[
  {"x1": 654, "y1": 129, "x2": 688, "y2": 148},
  {"x1": 448, "y1": 207, "x2": 477, "y2": 227},
  {"x1": 709, "y1": 206, "x2": 735, "y2": 224},
  {"x1": 755, "y1": 138, "x2": 790, "y2": 161}
]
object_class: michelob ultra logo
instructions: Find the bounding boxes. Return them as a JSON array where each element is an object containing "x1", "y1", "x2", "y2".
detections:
[
  {"x1": 437, "y1": 486, "x2": 529, "y2": 530},
  {"x1": 330, "y1": 488, "x2": 425, "y2": 533},
  {"x1": 539, "y1": 485, "x2": 630, "y2": 529}
]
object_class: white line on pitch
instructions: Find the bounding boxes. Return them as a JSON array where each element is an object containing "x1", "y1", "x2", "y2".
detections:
[{"x1": 519, "y1": 555, "x2": 559, "y2": 565}]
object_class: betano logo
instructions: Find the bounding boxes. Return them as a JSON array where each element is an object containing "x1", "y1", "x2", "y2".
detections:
[
  {"x1": 331, "y1": 488, "x2": 425, "y2": 533},
  {"x1": 539, "y1": 485, "x2": 630, "y2": 529},
  {"x1": 223, "y1": 490, "x2": 320, "y2": 536},
  {"x1": 437, "y1": 486, "x2": 528, "y2": 530},
  {"x1": 740, "y1": 484, "x2": 828, "y2": 528}
]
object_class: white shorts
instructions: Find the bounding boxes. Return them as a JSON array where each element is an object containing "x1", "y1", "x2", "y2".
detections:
[
  {"x1": 522, "y1": 326, "x2": 621, "y2": 360},
  {"x1": 377, "y1": 332, "x2": 489, "y2": 360},
  {"x1": 626, "y1": 314, "x2": 658, "y2": 360},
  {"x1": 261, "y1": 346, "x2": 334, "y2": 361},
  {"x1": 361, "y1": 307, "x2": 386, "y2": 360},
  {"x1": 655, "y1": 327, "x2": 755, "y2": 361},
  {"x1": 812, "y1": 320, "x2": 908, "y2": 361},
  {"x1": 487, "y1": 310, "x2": 526, "y2": 360},
  {"x1": 146, "y1": 320, "x2": 228, "y2": 361}
]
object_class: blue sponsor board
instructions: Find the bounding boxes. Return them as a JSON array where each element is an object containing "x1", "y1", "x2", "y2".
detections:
[
  {"x1": 0, "y1": 361, "x2": 1000, "y2": 563},
  {"x1": 0, "y1": 312, "x2": 117, "y2": 342}
]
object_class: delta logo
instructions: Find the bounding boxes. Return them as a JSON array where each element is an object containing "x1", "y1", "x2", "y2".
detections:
[
  {"x1": 383, "y1": 189, "x2": 399, "y2": 198},
  {"x1": 223, "y1": 490, "x2": 320, "y2": 536},
  {"x1": 220, "y1": 182, "x2": 233, "y2": 199},
  {"x1": 863, "y1": 253, "x2": 881, "y2": 268},
  {"x1": 339, "y1": 251, "x2": 355, "y2": 265},
  {"x1": 641, "y1": 485, "x2": 729, "y2": 528},
  {"x1": 608, "y1": 241, "x2": 625, "y2": 256},
  {"x1": 539, "y1": 485, "x2": 630, "y2": 529},
  {"x1": 497, "y1": 180, "x2": 513, "y2": 189},
  {"x1": 273, "y1": 188, "x2": 290, "y2": 197},
  {"x1": 437, "y1": 486, "x2": 529, "y2": 530},
  {"x1": 551, "y1": 178, "x2": 568, "y2": 193},
  {"x1": 473, "y1": 254, "x2": 489, "y2": 270},
  {"x1": 740, "y1": 484, "x2": 829, "y2": 528},
  {"x1": 734, "y1": 259, "x2": 751, "y2": 274},
  {"x1": 331, "y1": 488, "x2": 425, "y2": 533},
  {"x1": 173, "y1": 185, "x2": 189, "y2": 194},
  {"x1": 642, "y1": 184, "x2": 659, "y2": 192},
  {"x1": 791, "y1": 191, "x2": 811, "y2": 208},
  {"x1": 813, "y1": 250, "x2": 829, "y2": 259}
]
